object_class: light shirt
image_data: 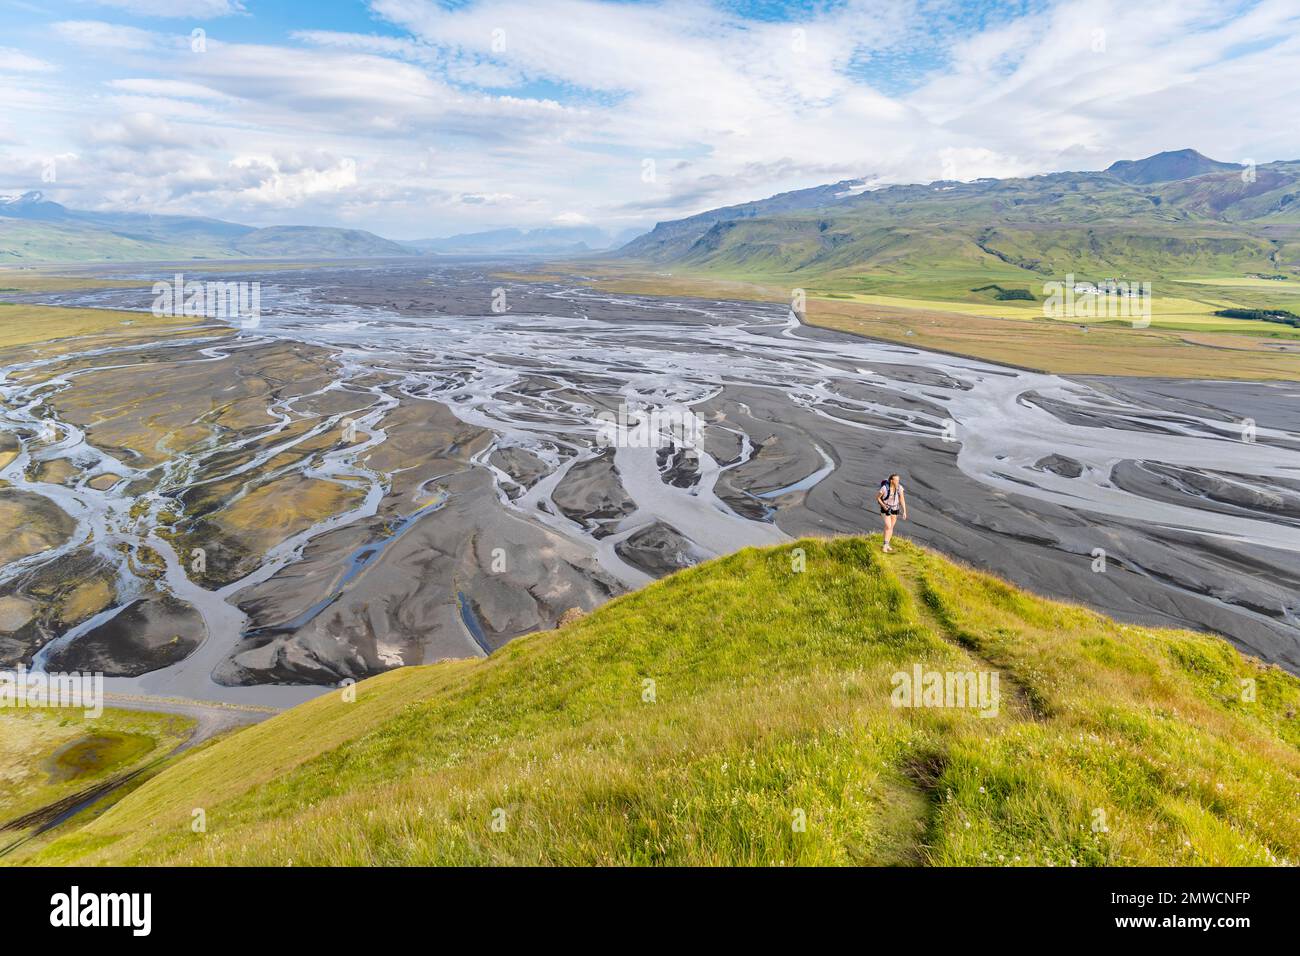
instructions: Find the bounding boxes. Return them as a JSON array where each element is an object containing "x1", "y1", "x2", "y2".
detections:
[{"x1": 881, "y1": 482, "x2": 902, "y2": 509}]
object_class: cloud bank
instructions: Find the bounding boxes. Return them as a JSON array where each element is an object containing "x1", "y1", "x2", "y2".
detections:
[{"x1": 3, "y1": 0, "x2": 1297, "y2": 236}]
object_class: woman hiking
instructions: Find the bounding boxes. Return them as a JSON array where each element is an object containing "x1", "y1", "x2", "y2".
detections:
[{"x1": 876, "y1": 473, "x2": 907, "y2": 553}]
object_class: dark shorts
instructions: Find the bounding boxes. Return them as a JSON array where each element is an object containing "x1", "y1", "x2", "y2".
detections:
[{"x1": 880, "y1": 507, "x2": 900, "y2": 516}]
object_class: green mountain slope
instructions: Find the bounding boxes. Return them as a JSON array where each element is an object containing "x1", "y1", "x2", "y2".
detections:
[
  {"x1": 1156, "y1": 161, "x2": 1300, "y2": 222},
  {"x1": 18, "y1": 537, "x2": 1299, "y2": 867},
  {"x1": 0, "y1": 192, "x2": 411, "y2": 262},
  {"x1": 231, "y1": 225, "x2": 410, "y2": 258},
  {"x1": 0, "y1": 218, "x2": 235, "y2": 262},
  {"x1": 621, "y1": 178, "x2": 871, "y2": 261},
  {"x1": 619, "y1": 155, "x2": 1300, "y2": 283}
]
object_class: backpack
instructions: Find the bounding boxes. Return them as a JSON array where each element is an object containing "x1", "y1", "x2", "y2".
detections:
[{"x1": 879, "y1": 479, "x2": 899, "y2": 507}]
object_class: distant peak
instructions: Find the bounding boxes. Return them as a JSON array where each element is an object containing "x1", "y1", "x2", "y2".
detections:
[
  {"x1": 2, "y1": 190, "x2": 46, "y2": 205},
  {"x1": 1106, "y1": 149, "x2": 1241, "y2": 185}
]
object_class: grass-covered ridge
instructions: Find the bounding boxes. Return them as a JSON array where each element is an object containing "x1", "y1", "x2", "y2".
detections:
[{"x1": 21, "y1": 537, "x2": 1300, "y2": 867}]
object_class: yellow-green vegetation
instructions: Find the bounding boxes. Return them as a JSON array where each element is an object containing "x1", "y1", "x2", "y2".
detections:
[
  {"x1": 802, "y1": 296, "x2": 1300, "y2": 379},
  {"x1": 29, "y1": 457, "x2": 77, "y2": 486},
  {"x1": 166, "y1": 473, "x2": 365, "y2": 587},
  {"x1": 0, "y1": 490, "x2": 75, "y2": 567},
  {"x1": 0, "y1": 303, "x2": 224, "y2": 354},
  {"x1": 124, "y1": 543, "x2": 168, "y2": 581},
  {"x1": 510, "y1": 264, "x2": 1300, "y2": 379},
  {"x1": 0, "y1": 706, "x2": 194, "y2": 840},
  {"x1": 22, "y1": 537, "x2": 1300, "y2": 866},
  {"x1": 817, "y1": 290, "x2": 1300, "y2": 337},
  {"x1": 217, "y1": 475, "x2": 362, "y2": 548},
  {"x1": 1170, "y1": 275, "x2": 1300, "y2": 292},
  {"x1": 0, "y1": 432, "x2": 17, "y2": 471},
  {"x1": 805, "y1": 268, "x2": 1300, "y2": 325},
  {"x1": 58, "y1": 579, "x2": 115, "y2": 623},
  {"x1": 0, "y1": 596, "x2": 37, "y2": 632},
  {"x1": 0, "y1": 272, "x2": 148, "y2": 295}
]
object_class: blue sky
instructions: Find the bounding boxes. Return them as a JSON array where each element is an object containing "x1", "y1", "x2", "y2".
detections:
[{"x1": 2, "y1": 0, "x2": 1297, "y2": 238}]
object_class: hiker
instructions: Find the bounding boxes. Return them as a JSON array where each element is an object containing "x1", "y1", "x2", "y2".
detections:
[{"x1": 876, "y1": 473, "x2": 907, "y2": 552}]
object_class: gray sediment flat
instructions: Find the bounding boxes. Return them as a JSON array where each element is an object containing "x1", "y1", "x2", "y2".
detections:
[{"x1": 1, "y1": 262, "x2": 1297, "y2": 708}]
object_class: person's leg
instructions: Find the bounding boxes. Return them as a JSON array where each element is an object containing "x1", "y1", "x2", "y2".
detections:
[{"x1": 883, "y1": 513, "x2": 895, "y2": 550}]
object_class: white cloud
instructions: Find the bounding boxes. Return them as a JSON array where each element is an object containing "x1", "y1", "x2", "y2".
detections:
[
  {"x1": 52, "y1": 20, "x2": 159, "y2": 51},
  {"x1": 8, "y1": 0, "x2": 1300, "y2": 236},
  {"x1": 86, "y1": 111, "x2": 224, "y2": 150},
  {"x1": 0, "y1": 47, "x2": 57, "y2": 72},
  {"x1": 230, "y1": 154, "x2": 359, "y2": 205},
  {"x1": 108, "y1": 78, "x2": 232, "y2": 101},
  {"x1": 82, "y1": 0, "x2": 246, "y2": 17},
  {"x1": 460, "y1": 192, "x2": 523, "y2": 205}
]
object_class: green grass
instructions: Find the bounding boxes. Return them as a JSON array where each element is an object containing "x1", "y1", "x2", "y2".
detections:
[
  {"x1": 808, "y1": 288, "x2": 1300, "y2": 338},
  {"x1": 0, "y1": 707, "x2": 194, "y2": 834},
  {"x1": 18, "y1": 537, "x2": 1300, "y2": 867},
  {"x1": 0, "y1": 303, "x2": 223, "y2": 351}
]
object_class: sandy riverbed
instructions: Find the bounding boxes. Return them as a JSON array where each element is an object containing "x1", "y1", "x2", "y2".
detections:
[{"x1": 0, "y1": 262, "x2": 1296, "y2": 708}]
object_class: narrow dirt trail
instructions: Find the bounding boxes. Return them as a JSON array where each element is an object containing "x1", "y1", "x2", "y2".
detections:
[{"x1": 882, "y1": 543, "x2": 1046, "y2": 722}]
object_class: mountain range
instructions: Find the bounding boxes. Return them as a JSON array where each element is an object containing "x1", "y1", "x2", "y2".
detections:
[
  {"x1": 7, "y1": 150, "x2": 1299, "y2": 272},
  {"x1": 403, "y1": 225, "x2": 642, "y2": 255},
  {"x1": 0, "y1": 192, "x2": 410, "y2": 263},
  {"x1": 618, "y1": 150, "x2": 1300, "y2": 281},
  {"x1": 0, "y1": 192, "x2": 645, "y2": 263},
  {"x1": 616, "y1": 177, "x2": 875, "y2": 260}
]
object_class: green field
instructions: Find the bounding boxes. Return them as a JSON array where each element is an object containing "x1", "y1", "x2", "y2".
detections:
[
  {"x1": 619, "y1": 260, "x2": 1300, "y2": 339},
  {"x1": 810, "y1": 288, "x2": 1300, "y2": 337},
  {"x1": 783, "y1": 262, "x2": 1300, "y2": 337},
  {"x1": 0, "y1": 706, "x2": 194, "y2": 850},
  {"x1": 1176, "y1": 276, "x2": 1300, "y2": 291},
  {"x1": 15, "y1": 537, "x2": 1299, "y2": 867}
]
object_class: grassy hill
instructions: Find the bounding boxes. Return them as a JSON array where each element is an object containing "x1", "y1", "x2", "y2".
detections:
[
  {"x1": 0, "y1": 219, "x2": 236, "y2": 263},
  {"x1": 0, "y1": 193, "x2": 411, "y2": 263},
  {"x1": 0, "y1": 219, "x2": 412, "y2": 263},
  {"x1": 619, "y1": 157, "x2": 1300, "y2": 285},
  {"x1": 14, "y1": 537, "x2": 1299, "y2": 867}
]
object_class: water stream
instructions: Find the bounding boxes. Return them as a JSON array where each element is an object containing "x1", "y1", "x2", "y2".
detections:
[{"x1": 3, "y1": 265, "x2": 1297, "y2": 705}]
